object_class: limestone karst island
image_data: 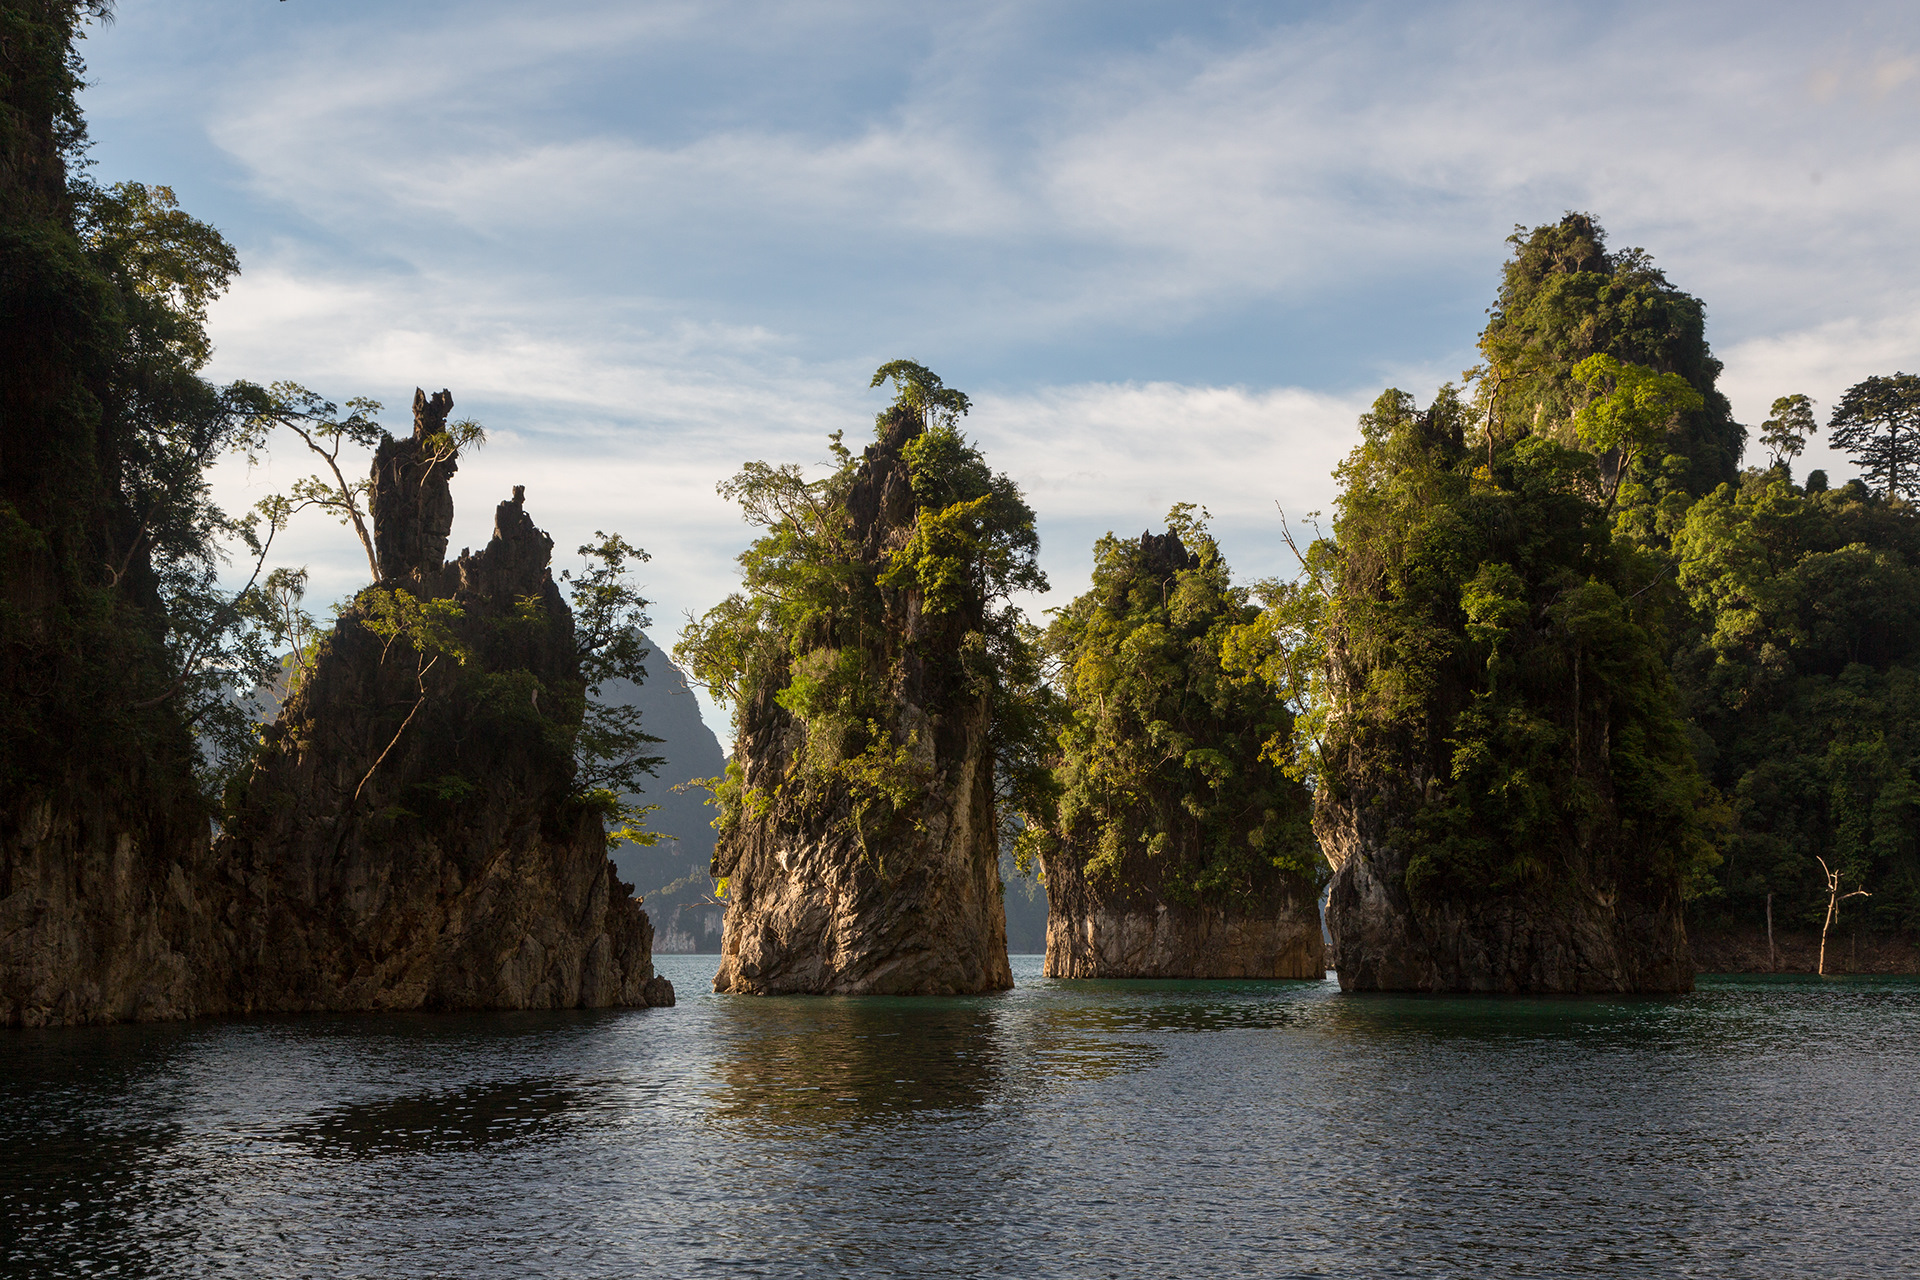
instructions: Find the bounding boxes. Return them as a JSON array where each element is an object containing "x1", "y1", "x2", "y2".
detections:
[{"x1": 6, "y1": 3, "x2": 1918, "y2": 1276}]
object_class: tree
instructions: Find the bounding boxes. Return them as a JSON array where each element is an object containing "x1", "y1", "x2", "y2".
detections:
[
  {"x1": 1315, "y1": 382, "x2": 1715, "y2": 918},
  {"x1": 230, "y1": 382, "x2": 484, "y2": 583},
  {"x1": 1828, "y1": 373, "x2": 1920, "y2": 502},
  {"x1": 1023, "y1": 505, "x2": 1319, "y2": 905},
  {"x1": 1475, "y1": 213, "x2": 1743, "y2": 498},
  {"x1": 1571, "y1": 354, "x2": 1706, "y2": 507},
  {"x1": 1815, "y1": 856, "x2": 1869, "y2": 976},
  {"x1": 678, "y1": 361, "x2": 1051, "y2": 852},
  {"x1": 563, "y1": 532, "x2": 666, "y2": 849},
  {"x1": 1759, "y1": 394, "x2": 1817, "y2": 471}
]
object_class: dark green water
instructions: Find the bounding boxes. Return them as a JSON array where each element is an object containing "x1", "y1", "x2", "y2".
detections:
[{"x1": 3, "y1": 958, "x2": 1916, "y2": 1278}]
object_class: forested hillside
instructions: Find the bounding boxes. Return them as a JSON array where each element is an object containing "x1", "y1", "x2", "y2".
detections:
[{"x1": 1290, "y1": 212, "x2": 1919, "y2": 975}]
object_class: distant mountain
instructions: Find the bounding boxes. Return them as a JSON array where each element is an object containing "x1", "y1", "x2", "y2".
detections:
[
  {"x1": 601, "y1": 633, "x2": 728, "y2": 952},
  {"x1": 1002, "y1": 853, "x2": 1047, "y2": 955}
]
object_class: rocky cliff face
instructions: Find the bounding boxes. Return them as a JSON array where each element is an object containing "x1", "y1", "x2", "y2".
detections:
[
  {"x1": 1310, "y1": 385, "x2": 1698, "y2": 996},
  {"x1": 1031, "y1": 525, "x2": 1325, "y2": 980},
  {"x1": 603, "y1": 634, "x2": 729, "y2": 953},
  {"x1": 214, "y1": 396, "x2": 671, "y2": 1013},
  {"x1": 1317, "y1": 775, "x2": 1693, "y2": 994},
  {"x1": 0, "y1": 5, "x2": 229, "y2": 1027},
  {"x1": 1043, "y1": 848, "x2": 1323, "y2": 979},
  {"x1": 2, "y1": 783, "x2": 233, "y2": 1026},
  {"x1": 712, "y1": 410, "x2": 1013, "y2": 995}
]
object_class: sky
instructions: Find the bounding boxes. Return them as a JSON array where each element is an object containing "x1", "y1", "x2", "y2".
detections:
[{"x1": 76, "y1": 0, "x2": 1920, "y2": 732}]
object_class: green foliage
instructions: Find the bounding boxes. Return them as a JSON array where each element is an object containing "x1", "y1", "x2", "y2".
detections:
[
  {"x1": 1760, "y1": 394, "x2": 1817, "y2": 471},
  {"x1": 561, "y1": 533, "x2": 665, "y2": 849},
  {"x1": 678, "y1": 362, "x2": 1050, "y2": 860},
  {"x1": 1827, "y1": 373, "x2": 1920, "y2": 502},
  {"x1": 1672, "y1": 469, "x2": 1920, "y2": 933},
  {"x1": 1570, "y1": 354, "x2": 1705, "y2": 505},
  {"x1": 361, "y1": 586, "x2": 475, "y2": 667},
  {"x1": 1475, "y1": 213, "x2": 1743, "y2": 499},
  {"x1": 1314, "y1": 381, "x2": 1716, "y2": 904},
  {"x1": 1030, "y1": 508, "x2": 1320, "y2": 905}
]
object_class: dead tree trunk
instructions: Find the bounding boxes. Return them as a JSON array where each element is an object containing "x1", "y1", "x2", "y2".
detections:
[{"x1": 1816, "y1": 857, "x2": 1869, "y2": 977}]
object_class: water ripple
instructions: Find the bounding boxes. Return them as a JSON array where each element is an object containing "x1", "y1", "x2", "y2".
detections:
[{"x1": 2, "y1": 961, "x2": 1915, "y2": 1278}]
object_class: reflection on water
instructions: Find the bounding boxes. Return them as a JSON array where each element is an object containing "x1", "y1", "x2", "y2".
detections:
[
  {"x1": 704, "y1": 988, "x2": 1169, "y2": 1130},
  {"x1": 287, "y1": 1077, "x2": 591, "y2": 1158},
  {"x1": 2, "y1": 957, "x2": 1917, "y2": 1278}
]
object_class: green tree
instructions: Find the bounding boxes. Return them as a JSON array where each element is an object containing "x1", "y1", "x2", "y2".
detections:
[
  {"x1": 562, "y1": 532, "x2": 666, "y2": 849},
  {"x1": 1024, "y1": 506, "x2": 1320, "y2": 905},
  {"x1": 1828, "y1": 373, "x2": 1920, "y2": 502},
  {"x1": 1759, "y1": 394, "x2": 1817, "y2": 471},
  {"x1": 1475, "y1": 213, "x2": 1743, "y2": 500},
  {"x1": 678, "y1": 362, "x2": 1051, "y2": 854},
  {"x1": 1570, "y1": 354, "x2": 1706, "y2": 507},
  {"x1": 1313, "y1": 383, "x2": 1716, "y2": 907},
  {"x1": 1671, "y1": 469, "x2": 1920, "y2": 939}
]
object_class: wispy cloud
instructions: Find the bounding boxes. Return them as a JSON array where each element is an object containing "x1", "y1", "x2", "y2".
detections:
[{"x1": 84, "y1": 0, "x2": 1920, "y2": 734}]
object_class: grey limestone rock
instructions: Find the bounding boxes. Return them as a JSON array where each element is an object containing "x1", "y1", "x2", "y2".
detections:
[
  {"x1": 215, "y1": 477, "x2": 671, "y2": 1014},
  {"x1": 711, "y1": 410, "x2": 1012, "y2": 996},
  {"x1": 1043, "y1": 845, "x2": 1323, "y2": 979},
  {"x1": 2, "y1": 396, "x2": 671, "y2": 1024},
  {"x1": 1316, "y1": 739, "x2": 1693, "y2": 994}
]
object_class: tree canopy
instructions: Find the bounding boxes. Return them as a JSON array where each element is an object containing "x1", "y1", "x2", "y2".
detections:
[
  {"x1": 678, "y1": 363, "x2": 1052, "y2": 856},
  {"x1": 1828, "y1": 373, "x2": 1920, "y2": 503},
  {"x1": 1019, "y1": 507, "x2": 1319, "y2": 906}
]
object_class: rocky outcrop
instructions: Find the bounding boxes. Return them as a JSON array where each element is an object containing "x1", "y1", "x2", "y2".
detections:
[
  {"x1": 712, "y1": 410, "x2": 1013, "y2": 995},
  {"x1": 214, "y1": 443, "x2": 672, "y2": 1013},
  {"x1": 1043, "y1": 847, "x2": 1323, "y2": 978},
  {"x1": 0, "y1": 6, "x2": 230, "y2": 1027},
  {"x1": 368, "y1": 388, "x2": 459, "y2": 581},
  {"x1": 2, "y1": 783, "x2": 233, "y2": 1026},
  {"x1": 1031, "y1": 524, "x2": 1324, "y2": 980},
  {"x1": 1320, "y1": 782, "x2": 1697, "y2": 997}
]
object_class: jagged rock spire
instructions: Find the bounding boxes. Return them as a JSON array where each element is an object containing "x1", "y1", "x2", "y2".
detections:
[{"x1": 370, "y1": 387, "x2": 458, "y2": 581}]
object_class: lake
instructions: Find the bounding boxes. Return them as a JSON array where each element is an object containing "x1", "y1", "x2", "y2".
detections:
[{"x1": 3, "y1": 957, "x2": 1915, "y2": 1278}]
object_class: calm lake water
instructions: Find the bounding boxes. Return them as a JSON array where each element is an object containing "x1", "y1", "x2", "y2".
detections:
[{"x1": 3, "y1": 957, "x2": 1916, "y2": 1278}]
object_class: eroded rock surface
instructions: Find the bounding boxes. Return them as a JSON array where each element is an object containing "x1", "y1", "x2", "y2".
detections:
[
  {"x1": 712, "y1": 410, "x2": 1013, "y2": 996},
  {"x1": 2, "y1": 788, "x2": 232, "y2": 1026},
  {"x1": 216, "y1": 466, "x2": 672, "y2": 1013},
  {"x1": 370, "y1": 388, "x2": 459, "y2": 581},
  {"x1": 1317, "y1": 759, "x2": 1692, "y2": 994},
  {"x1": 4, "y1": 391, "x2": 671, "y2": 1024},
  {"x1": 1043, "y1": 849, "x2": 1323, "y2": 979}
]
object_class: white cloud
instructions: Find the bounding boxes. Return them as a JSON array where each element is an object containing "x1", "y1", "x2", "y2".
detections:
[{"x1": 85, "y1": 0, "x2": 1920, "y2": 738}]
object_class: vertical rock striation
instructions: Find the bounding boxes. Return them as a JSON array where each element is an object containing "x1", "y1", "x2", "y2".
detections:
[
  {"x1": 712, "y1": 409, "x2": 1013, "y2": 995},
  {"x1": 1317, "y1": 765, "x2": 1694, "y2": 994},
  {"x1": 1312, "y1": 393, "x2": 1695, "y2": 995},
  {"x1": 1, "y1": 2, "x2": 229, "y2": 1026},
  {"x1": 369, "y1": 388, "x2": 459, "y2": 582},
  {"x1": 1042, "y1": 850, "x2": 1323, "y2": 978}
]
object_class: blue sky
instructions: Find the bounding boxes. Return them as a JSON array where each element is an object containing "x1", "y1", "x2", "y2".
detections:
[{"x1": 77, "y1": 1, "x2": 1920, "y2": 729}]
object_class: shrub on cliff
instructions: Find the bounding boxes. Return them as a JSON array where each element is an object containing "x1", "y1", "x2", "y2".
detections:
[{"x1": 1314, "y1": 381, "x2": 1718, "y2": 909}]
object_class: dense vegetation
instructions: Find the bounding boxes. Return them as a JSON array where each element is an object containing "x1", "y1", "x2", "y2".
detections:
[
  {"x1": 1, "y1": 0, "x2": 247, "y2": 809},
  {"x1": 1674, "y1": 472, "x2": 1920, "y2": 937},
  {"x1": 1309, "y1": 379, "x2": 1716, "y2": 910},
  {"x1": 1018, "y1": 508, "x2": 1318, "y2": 907},
  {"x1": 1283, "y1": 212, "x2": 1919, "y2": 949},
  {"x1": 677, "y1": 362, "x2": 1052, "y2": 862},
  {"x1": 2, "y1": 2, "x2": 655, "y2": 842}
]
